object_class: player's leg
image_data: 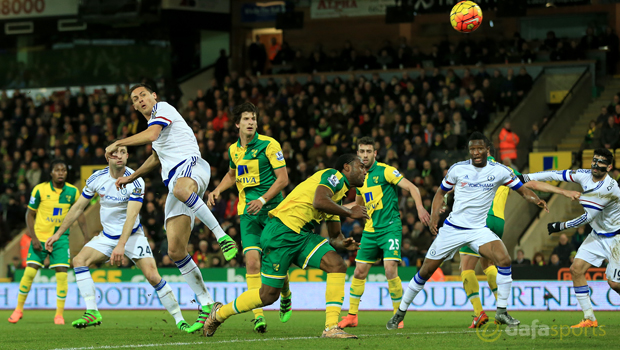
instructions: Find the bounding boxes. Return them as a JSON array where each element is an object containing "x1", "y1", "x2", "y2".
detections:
[
  {"x1": 49, "y1": 236, "x2": 71, "y2": 325},
  {"x1": 388, "y1": 225, "x2": 463, "y2": 330},
  {"x1": 459, "y1": 250, "x2": 487, "y2": 328},
  {"x1": 10, "y1": 238, "x2": 49, "y2": 323},
  {"x1": 240, "y1": 214, "x2": 267, "y2": 332},
  {"x1": 570, "y1": 233, "x2": 606, "y2": 328},
  {"x1": 483, "y1": 215, "x2": 504, "y2": 300},
  {"x1": 338, "y1": 262, "x2": 369, "y2": 328},
  {"x1": 339, "y1": 233, "x2": 377, "y2": 328},
  {"x1": 476, "y1": 237, "x2": 517, "y2": 325},
  {"x1": 172, "y1": 162, "x2": 237, "y2": 260},
  {"x1": 381, "y1": 231, "x2": 403, "y2": 319},
  {"x1": 71, "y1": 247, "x2": 109, "y2": 328},
  {"x1": 317, "y1": 247, "x2": 357, "y2": 339},
  {"x1": 134, "y1": 257, "x2": 189, "y2": 331},
  {"x1": 205, "y1": 218, "x2": 292, "y2": 337},
  {"x1": 166, "y1": 214, "x2": 215, "y2": 329}
]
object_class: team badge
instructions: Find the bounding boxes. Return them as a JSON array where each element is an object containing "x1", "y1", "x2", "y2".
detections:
[
  {"x1": 393, "y1": 251, "x2": 398, "y2": 256},
  {"x1": 373, "y1": 176, "x2": 379, "y2": 184},
  {"x1": 429, "y1": 249, "x2": 436, "y2": 256},
  {"x1": 121, "y1": 188, "x2": 127, "y2": 195},
  {"x1": 252, "y1": 149, "x2": 258, "y2": 158},
  {"x1": 273, "y1": 264, "x2": 280, "y2": 272},
  {"x1": 66, "y1": 195, "x2": 72, "y2": 202},
  {"x1": 487, "y1": 175, "x2": 495, "y2": 181}
]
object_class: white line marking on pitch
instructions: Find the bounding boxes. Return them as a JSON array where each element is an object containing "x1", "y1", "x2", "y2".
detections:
[{"x1": 49, "y1": 330, "x2": 485, "y2": 350}]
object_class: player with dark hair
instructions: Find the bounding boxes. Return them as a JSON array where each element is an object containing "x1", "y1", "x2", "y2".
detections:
[
  {"x1": 387, "y1": 132, "x2": 548, "y2": 329},
  {"x1": 8, "y1": 160, "x2": 88, "y2": 325},
  {"x1": 339, "y1": 136, "x2": 429, "y2": 329},
  {"x1": 105, "y1": 84, "x2": 238, "y2": 332},
  {"x1": 208, "y1": 102, "x2": 291, "y2": 332},
  {"x1": 520, "y1": 148, "x2": 620, "y2": 328},
  {"x1": 203, "y1": 154, "x2": 369, "y2": 339}
]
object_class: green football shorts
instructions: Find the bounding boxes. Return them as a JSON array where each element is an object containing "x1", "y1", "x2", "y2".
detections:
[
  {"x1": 459, "y1": 215, "x2": 505, "y2": 257},
  {"x1": 355, "y1": 226, "x2": 402, "y2": 264},
  {"x1": 260, "y1": 217, "x2": 335, "y2": 288},
  {"x1": 27, "y1": 236, "x2": 70, "y2": 269},
  {"x1": 239, "y1": 203, "x2": 278, "y2": 255}
]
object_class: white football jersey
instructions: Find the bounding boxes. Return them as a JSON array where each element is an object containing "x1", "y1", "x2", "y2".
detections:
[
  {"x1": 523, "y1": 169, "x2": 620, "y2": 236},
  {"x1": 82, "y1": 167, "x2": 145, "y2": 239},
  {"x1": 148, "y1": 101, "x2": 201, "y2": 186},
  {"x1": 441, "y1": 160, "x2": 523, "y2": 229}
]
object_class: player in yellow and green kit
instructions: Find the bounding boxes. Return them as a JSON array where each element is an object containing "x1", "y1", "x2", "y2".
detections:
[
  {"x1": 207, "y1": 102, "x2": 290, "y2": 333},
  {"x1": 339, "y1": 136, "x2": 430, "y2": 329},
  {"x1": 457, "y1": 156, "x2": 581, "y2": 328},
  {"x1": 8, "y1": 159, "x2": 89, "y2": 325},
  {"x1": 203, "y1": 154, "x2": 369, "y2": 339}
]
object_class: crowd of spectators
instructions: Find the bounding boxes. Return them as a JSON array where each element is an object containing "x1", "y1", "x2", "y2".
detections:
[
  {"x1": 592, "y1": 92, "x2": 620, "y2": 153},
  {"x1": 1, "y1": 58, "x2": 537, "y2": 271},
  {"x1": 513, "y1": 227, "x2": 589, "y2": 268},
  {"x1": 245, "y1": 27, "x2": 618, "y2": 77}
]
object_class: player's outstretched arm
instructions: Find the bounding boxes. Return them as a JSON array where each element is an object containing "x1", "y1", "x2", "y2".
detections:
[
  {"x1": 429, "y1": 187, "x2": 448, "y2": 235},
  {"x1": 208, "y1": 168, "x2": 236, "y2": 207},
  {"x1": 398, "y1": 178, "x2": 430, "y2": 225},
  {"x1": 110, "y1": 200, "x2": 142, "y2": 266},
  {"x1": 105, "y1": 125, "x2": 163, "y2": 159},
  {"x1": 45, "y1": 196, "x2": 90, "y2": 252},
  {"x1": 523, "y1": 180, "x2": 581, "y2": 200},
  {"x1": 516, "y1": 186, "x2": 548, "y2": 212},
  {"x1": 326, "y1": 221, "x2": 360, "y2": 251},
  {"x1": 520, "y1": 169, "x2": 574, "y2": 183},
  {"x1": 313, "y1": 186, "x2": 369, "y2": 220},
  {"x1": 247, "y1": 167, "x2": 289, "y2": 215},
  {"x1": 116, "y1": 151, "x2": 160, "y2": 190}
]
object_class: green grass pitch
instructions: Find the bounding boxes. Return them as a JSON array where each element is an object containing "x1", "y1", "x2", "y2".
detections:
[{"x1": 1, "y1": 310, "x2": 618, "y2": 349}]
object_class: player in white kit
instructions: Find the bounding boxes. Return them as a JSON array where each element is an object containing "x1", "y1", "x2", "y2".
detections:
[
  {"x1": 520, "y1": 148, "x2": 620, "y2": 328},
  {"x1": 386, "y1": 133, "x2": 548, "y2": 329},
  {"x1": 104, "y1": 84, "x2": 238, "y2": 333},
  {"x1": 45, "y1": 144, "x2": 189, "y2": 330}
]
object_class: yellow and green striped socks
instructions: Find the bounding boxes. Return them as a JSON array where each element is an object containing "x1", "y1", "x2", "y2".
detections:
[
  {"x1": 347, "y1": 277, "x2": 366, "y2": 315},
  {"x1": 246, "y1": 274, "x2": 264, "y2": 318},
  {"x1": 387, "y1": 277, "x2": 403, "y2": 314},
  {"x1": 55, "y1": 272, "x2": 68, "y2": 317},
  {"x1": 461, "y1": 270, "x2": 482, "y2": 317},
  {"x1": 325, "y1": 273, "x2": 346, "y2": 329},
  {"x1": 16, "y1": 266, "x2": 37, "y2": 311}
]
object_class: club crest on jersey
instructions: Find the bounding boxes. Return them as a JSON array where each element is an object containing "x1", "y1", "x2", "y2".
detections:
[
  {"x1": 66, "y1": 195, "x2": 72, "y2": 202},
  {"x1": 273, "y1": 264, "x2": 280, "y2": 272},
  {"x1": 487, "y1": 175, "x2": 495, "y2": 182},
  {"x1": 373, "y1": 176, "x2": 379, "y2": 184},
  {"x1": 121, "y1": 188, "x2": 127, "y2": 195},
  {"x1": 251, "y1": 149, "x2": 258, "y2": 158},
  {"x1": 429, "y1": 249, "x2": 436, "y2": 256}
]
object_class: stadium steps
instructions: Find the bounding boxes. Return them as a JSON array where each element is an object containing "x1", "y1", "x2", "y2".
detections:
[{"x1": 556, "y1": 79, "x2": 620, "y2": 152}]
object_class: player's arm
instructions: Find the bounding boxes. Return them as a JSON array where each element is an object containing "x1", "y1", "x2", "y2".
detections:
[
  {"x1": 313, "y1": 185, "x2": 368, "y2": 220},
  {"x1": 247, "y1": 167, "x2": 289, "y2": 215},
  {"x1": 110, "y1": 200, "x2": 142, "y2": 266},
  {"x1": 429, "y1": 187, "x2": 448, "y2": 235},
  {"x1": 523, "y1": 180, "x2": 581, "y2": 200},
  {"x1": 25, "y1": 208, "x2": 41, "y2": 251},
  {"x1": 398, "y1": 178, "x2": 431, "y2": 225},
  {"x1": 547, "y1": 204, "x2": 602, "y2": 235},
  {"x1": 105, "y1": 125, "x2": 163, "y2": 159},
  {"x1": 520, "y1": 169, "x2": 577, "y2": 183},
  {"x1": 208, "y1": 168, "x2": 236, "y2": 206},
  {"x1": 515, "y1": 186, "x2": 548, "y2": 212},
  {"x1": 115, "y1": 151, "x2": 160, "y2": 190},
  {"x1": 326, "y1": 220, "x2": 360, "y2": 251},
  {"x1": 44, "y1": 196, "x2": 90, "y2": 251}
]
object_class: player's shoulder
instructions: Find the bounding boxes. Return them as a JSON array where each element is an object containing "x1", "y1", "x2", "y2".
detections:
[
  {"x1": 318, "y1": 168, "x2": 343, "y2": 184},
  {"x1": 151, "y1": 101, "x2": 180, "y2": 118},
  {"x1": 86, "y1": 167, "x2": 110, "y2": 185},
  {"x1": 257, "y1": 134, "x2": 280, "y2": 146},
  {"x1": 489, "y1": 162, "x2": 515, "y2": 175},
  {"x1": 64, "y1": 183, "x2": 79, "y2": 191},
  {"x1": 447, "y1": 160, "x2": 471, "y2": 172},
  {"x1": 32, "y1": 182, "x2": 47, "y2": 193}
]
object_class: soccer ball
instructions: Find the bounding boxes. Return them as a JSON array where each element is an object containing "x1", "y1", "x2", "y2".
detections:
[{"x1": 450, "y1": 1, "x2": 483, "y2": 33}]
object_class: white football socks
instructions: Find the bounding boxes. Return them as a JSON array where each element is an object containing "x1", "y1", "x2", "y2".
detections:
[
  {"x1": 154, "y1": 279, "x2": 184, "y2": 324},
  {"x1": 496, "y1": 266, "x2": 512, "y2": 309},
  {"x1": 174, "y1": 254, "x2": 214, "y2": 307},
  {"x1": 183, "y1": 192, "x2": 227, "y2": 240},
  {"x1": 75, "y1": 267, "x2": 98, "y2": 311}
]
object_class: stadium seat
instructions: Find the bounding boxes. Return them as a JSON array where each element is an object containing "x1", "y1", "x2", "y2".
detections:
[{"x1": 582, "y1": 149, "x2": 594, "y2": 168}]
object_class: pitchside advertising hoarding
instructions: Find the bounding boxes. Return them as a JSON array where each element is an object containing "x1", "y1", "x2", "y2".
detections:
[{"x1": 2, "y1": 281, "x2": 620, "y2": 311}]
